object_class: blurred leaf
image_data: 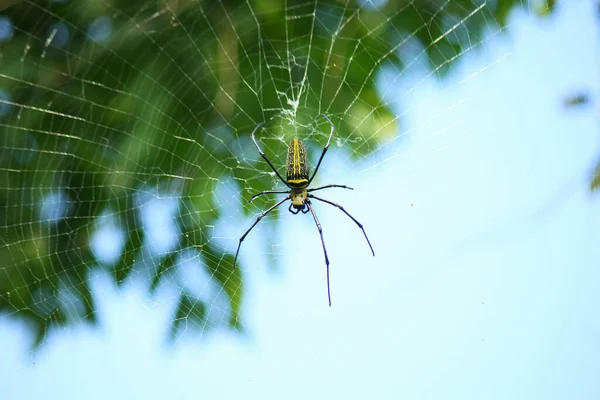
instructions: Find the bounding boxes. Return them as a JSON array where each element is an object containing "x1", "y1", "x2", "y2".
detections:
[
  {"x1": 536, "y1": 0, "x2": 556, "y2": 17},
  {"x1": 113, "y1": 204, "x2": 143, "y2": 284},
  {"x1": 170, "y1": 293, "x2": 206, "y2": 339},
  {"x1": 496, "y1": 0, "x2": 519, "y2": 27},
  {"x1": 563, "y1": 93, "x2": 591, "y2": 109},
  {"x1": 150, "y1": 252, "x2": 178, "y2": 293},
  {"x1": 205, "y1": 250, "x2": 244, "y2": 330},
  {"x1": 591, "y1": 162, "x2": 600, "y2": 192}
]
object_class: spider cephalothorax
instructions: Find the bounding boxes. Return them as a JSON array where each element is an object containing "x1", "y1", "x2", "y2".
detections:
[
  {"x1": 232, "y1": 114, "x2": 375, "y2": 306},
  {"x1": 290, "y1": 186, "x2": 308, "y2": 213}
]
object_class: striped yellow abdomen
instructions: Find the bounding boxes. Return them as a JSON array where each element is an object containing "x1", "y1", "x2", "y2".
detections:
[{"x1": 286, "y1": 138, "x2": 309, "y2": 187}]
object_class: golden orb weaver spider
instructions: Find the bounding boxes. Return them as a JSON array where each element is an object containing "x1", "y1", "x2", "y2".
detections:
[{"x1": 232, "y1": 114, "x2": 375, "y2": 306}]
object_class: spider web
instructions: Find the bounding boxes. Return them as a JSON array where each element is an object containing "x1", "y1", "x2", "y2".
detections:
[{"x1": 0, "y1": 0, "x2": 550, "y2": 348}]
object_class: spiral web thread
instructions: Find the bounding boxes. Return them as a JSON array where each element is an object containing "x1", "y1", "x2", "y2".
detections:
[{"x1": 0, "y1": 0, "x2": 510, "y2": 344}]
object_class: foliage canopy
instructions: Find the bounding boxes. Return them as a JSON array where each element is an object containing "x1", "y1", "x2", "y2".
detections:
[{"x1": 0, "y1": 0, "x2": 559, "y2": 346}]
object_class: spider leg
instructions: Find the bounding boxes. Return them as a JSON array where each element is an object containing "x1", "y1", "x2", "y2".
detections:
[
  {"x1": 251, "y1": 122, "x2": 290, "y2": 188},
  {"x1": 307, "y1": 114, "x2": 335, "y2": 186},
  {"x1": 307, "y1": 184, "x2": 354, "y2": 193},
  {"x1": 306, "y1": 200, "x2": 331, "y2": 306},
  {"x1": 250, "y1": 190, "x2": 291, "y2": 203},
  {"x1": 289, "y1": 203, "x2": 300, "y2": 215},
  {"x1": 301, "y1": 203, "x2": 310, "y2": 214},
  {"x1": 308, "y1": 194, "x2": 375, "y2": 256},
  {"x1": 233, "y1": 195, "x2": 291, "y2": 269}
]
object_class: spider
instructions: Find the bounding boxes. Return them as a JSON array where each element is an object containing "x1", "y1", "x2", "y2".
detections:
[{"x1": 232, "y1": 114, "x2": 375, "y2": 306}]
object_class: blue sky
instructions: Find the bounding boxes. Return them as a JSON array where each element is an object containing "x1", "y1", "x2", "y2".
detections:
[{"x1": 1, "y1": 1, "x2": 599, "y2": 399}]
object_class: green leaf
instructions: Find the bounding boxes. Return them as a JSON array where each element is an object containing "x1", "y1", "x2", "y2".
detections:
[
  {"x1": 150, "y1": 252, "x2": 178, "y2": 293},
  {"x1": 591, "y1": 161, "x2": 600, "y2": 192},
  {"x1": 113, "y1": 205, "x2": 143, "y2": 285},
  {"x1": 496, "y1": 0, "x2": 519, "y2": 27},
  {"x1": 170, "y1": 293, "x2": 206, "y2": 340},
  {"x1": 206, "y1": 250, "x2": 244, "y2": 331}
]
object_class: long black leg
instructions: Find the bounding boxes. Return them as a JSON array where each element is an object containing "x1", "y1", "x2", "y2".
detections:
[
  {"x1": 308, "y1": 194, "x2": 375, "y2": 256},
  {"x1": 307, "y1": 114, "x2": 335, "y2": 186},
  {"x1": 250, "y1": 190, "x2": 291, "y2": 203},
  {"x1": 306, "y1": 200, "x2": 332, "y2": 307},
  {"x1": 250, "y1": 122, "x2": 290, "y2": 188},
  {"x1": 307, "y1": 184, "x2": 353, "y2": 193},
  {"x1": 233, "y1": 195, "x2": 291, "y2": 269}
]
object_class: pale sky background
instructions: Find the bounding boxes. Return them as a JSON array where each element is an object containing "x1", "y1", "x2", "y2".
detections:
[{"x1": 1, "y1": 1, "x2": 599, "y2": 399}]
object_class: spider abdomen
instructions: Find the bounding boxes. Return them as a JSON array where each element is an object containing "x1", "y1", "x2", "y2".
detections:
[{"x1": 286, "y1": 138, "x2": 309, "y2": 188}]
